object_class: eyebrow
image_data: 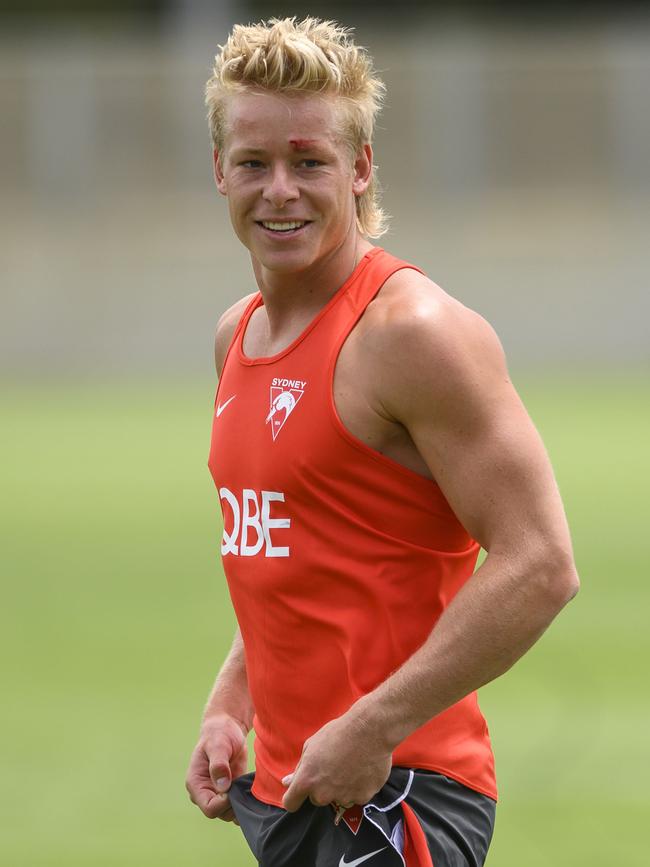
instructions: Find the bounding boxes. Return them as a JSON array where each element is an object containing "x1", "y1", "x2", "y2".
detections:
[
  {"x1": 229, "y1": 140, "x2": 327, "y2": 159},
  {"x1": 230, "y1": 148, "x2": 267, "y2": 157}
]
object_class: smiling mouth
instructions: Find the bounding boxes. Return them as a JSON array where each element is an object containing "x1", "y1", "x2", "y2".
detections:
[{"x1": 257, "y1": 220, "x2": 311, "y2": 233}]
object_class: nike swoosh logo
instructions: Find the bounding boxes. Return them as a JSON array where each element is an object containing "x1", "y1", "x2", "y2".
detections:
[
  {"x1": 216, "y1": 395, "x2": 236, "y2": 417},
  {"x1": 339, "y1": 847, "x2": 386, "y2": 867}
]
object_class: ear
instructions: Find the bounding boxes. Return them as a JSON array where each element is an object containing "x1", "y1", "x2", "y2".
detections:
[
  {"x1": 213, "y1": 148, "x2": 227, "y2": 196},
  {"x1": 352, "y1": 144, "x2": 373, "y2": 197}
]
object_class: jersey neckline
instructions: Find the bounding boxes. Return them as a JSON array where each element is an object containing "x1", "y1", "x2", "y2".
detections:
[{"x1": 236, "y1": 246, "x2": 383, "y2": 367}]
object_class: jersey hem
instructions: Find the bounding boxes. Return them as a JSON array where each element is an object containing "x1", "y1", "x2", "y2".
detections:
[
  {"x1": 395, "y1": 761, "x2": 498, "y2": 803},
  {"x1": 249, "y1": 763, "x2": 497, "y2": 809}
]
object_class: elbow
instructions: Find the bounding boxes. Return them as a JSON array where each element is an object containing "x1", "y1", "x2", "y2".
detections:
[
  {"x1": 555, "y1": 565, "x2": 580, "y2": 607},
  {"x1": 538, "y1": 548, "x2": 580, "y2": 611}
]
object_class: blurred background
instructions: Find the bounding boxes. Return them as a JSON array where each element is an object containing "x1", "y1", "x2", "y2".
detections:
[{"x1": 2, "y1": 2, "x2": 648, "y2": 865}]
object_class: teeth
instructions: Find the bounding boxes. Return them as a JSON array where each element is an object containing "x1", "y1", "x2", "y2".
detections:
[{"x1": 261, "y1": 221, "x2": 305, "y2": 231}]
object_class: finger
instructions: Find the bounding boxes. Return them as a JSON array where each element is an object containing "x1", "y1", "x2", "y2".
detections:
[
  {"x1": 186, "y1": 768, "x2": 214, "y2": 805},
  {"x1": 186, "y1": 760, "x2": 235, "y2": 819},
  {"x1": 282, "y1": 776, "x2": 309, "y2": 813},
  {"x1": 309, "y1": 794, "x2": 330, "y2": 807},
  {"x1": 191, "y1": 787, "x2": 232, "y2": 819},
  {"x1": 186, "y1": 745, "x2": 229, "y2": 798}
]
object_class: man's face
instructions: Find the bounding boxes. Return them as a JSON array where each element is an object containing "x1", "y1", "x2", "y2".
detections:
[{"x1": 214, "y1": 90, "x2": 372, "y2": 275}]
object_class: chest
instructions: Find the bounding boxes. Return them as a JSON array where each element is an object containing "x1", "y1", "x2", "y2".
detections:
[{"x1": 239, "y1": 305, "x2": 432, "y2": 480}]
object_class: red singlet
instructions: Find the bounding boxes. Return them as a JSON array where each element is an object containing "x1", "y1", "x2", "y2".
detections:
[{"x1": 208, "y1": 247, "x2": 497, "y2": 807}]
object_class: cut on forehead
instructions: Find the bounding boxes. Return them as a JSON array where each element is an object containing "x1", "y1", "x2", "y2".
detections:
[{"x1": 288, "y1": 139, "x2": 318, "y2": 151}]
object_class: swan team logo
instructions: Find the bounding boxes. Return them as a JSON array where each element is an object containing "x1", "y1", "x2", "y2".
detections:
[{"x1": 266, "y1": 377, "x2": 306, "y2": 441}]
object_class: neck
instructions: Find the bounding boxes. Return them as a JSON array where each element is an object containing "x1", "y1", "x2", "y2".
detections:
[{"x1": 251, "y1": 234, "x2": 374, "y2": 337}]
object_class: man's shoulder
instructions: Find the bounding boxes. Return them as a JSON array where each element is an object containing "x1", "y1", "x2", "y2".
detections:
[
  {"x1": 364, "y1": 266, "x2": 501, "y2": 368},
  {"x1": 215, "y1": 292, "x2": 258, "y2": 375},
  {"x1": 356, "y1": 265, "x2": 507, "y2": 417}
]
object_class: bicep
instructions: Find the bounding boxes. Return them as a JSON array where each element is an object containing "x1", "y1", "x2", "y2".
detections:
[
  {"x1": 415, "y1": 376, "x2": 564, "y2": 556},
  {"x1": 389, "y1": 307, "x2": 572, "y2": 559}
]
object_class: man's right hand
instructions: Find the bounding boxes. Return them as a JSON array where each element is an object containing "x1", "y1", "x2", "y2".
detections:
[{"x1": 185, "y1": 713, "x2": 248, "y2": 822}]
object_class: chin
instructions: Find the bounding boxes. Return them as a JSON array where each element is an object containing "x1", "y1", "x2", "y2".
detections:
[{"x1": 255, "y1": 247, "x2": 317, "y2": 274}]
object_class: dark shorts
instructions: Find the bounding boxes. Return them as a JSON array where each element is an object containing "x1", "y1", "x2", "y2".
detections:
[{"x1": 228, "y1": 767, "x2": 496, "y2": 867}]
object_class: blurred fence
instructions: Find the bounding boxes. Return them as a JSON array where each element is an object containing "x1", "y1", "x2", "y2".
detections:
[{"x1": 1, "y1": 18, "x2": 649, "y2": 375}]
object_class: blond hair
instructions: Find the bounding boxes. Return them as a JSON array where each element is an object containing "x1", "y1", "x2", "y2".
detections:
[{"x1": 205, "y1": 17, "x2": 388, "y2": 238}]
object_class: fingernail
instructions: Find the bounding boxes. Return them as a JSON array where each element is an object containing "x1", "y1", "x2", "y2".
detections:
[
  {"x1": 281, "y1": 774, "x2": 293, "y2": 786},
  {"x1": 216, "y1": 777, "x2": 229, "y2": 792}
]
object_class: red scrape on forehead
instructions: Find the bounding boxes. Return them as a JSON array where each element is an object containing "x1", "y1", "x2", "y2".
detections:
[{"x1": 289, "y1": 139, "x2": 318, "y2": 152}]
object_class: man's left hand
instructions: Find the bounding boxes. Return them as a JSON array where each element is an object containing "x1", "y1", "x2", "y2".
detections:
[{"x1": 281, "y1": 708, "x2": 392, "y2": 813}]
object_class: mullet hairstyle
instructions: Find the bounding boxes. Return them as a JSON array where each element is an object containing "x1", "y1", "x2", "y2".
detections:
[{"x1": 205, "y1": 16, "x2": 389, "y2": 238}]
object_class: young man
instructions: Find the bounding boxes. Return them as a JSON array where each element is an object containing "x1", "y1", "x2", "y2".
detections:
[{"x1": 186, "y1": 17, "x2": 579, "y2": 867}]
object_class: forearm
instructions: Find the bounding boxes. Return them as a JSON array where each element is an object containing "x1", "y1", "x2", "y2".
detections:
[
  {"x1": 202, "y1": 627, "x2": 255, "y2": 734},
  {"x1": 353, "y1": 552, "x2": 579, "y2": 751}
]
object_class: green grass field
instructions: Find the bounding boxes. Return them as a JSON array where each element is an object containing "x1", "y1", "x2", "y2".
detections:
[{"x1": 2, "y1": 373, "x2": 648, "y2": 866}]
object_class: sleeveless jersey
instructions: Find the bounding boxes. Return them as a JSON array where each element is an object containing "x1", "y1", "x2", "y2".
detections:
[{"x1": 208, "y1": 246, "x2": 497, "y2": 807}]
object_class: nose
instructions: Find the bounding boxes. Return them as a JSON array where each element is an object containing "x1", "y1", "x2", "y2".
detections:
[{"x1": 262, "y1": 162, "x2": 299, "y2": 209}]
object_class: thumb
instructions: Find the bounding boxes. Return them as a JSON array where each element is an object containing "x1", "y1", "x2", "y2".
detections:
[
  {"x1": 215, "y1": 774, "x2": 231, "y2": 793},
  {"x1": 282, "y1": 771, "x2": 307, "y2": 813},
  {"x1": 209, "y1": 758, "x2": 232, "y2": 793}
]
